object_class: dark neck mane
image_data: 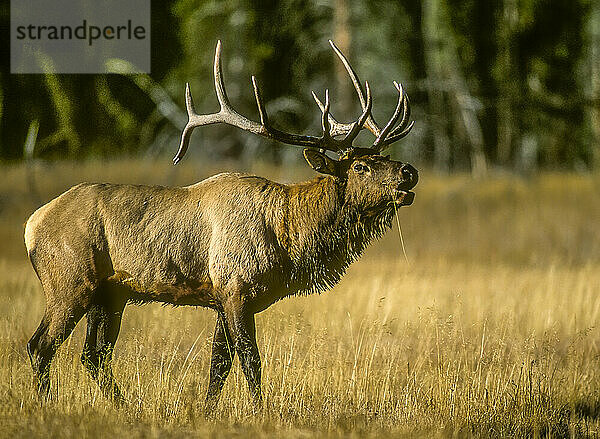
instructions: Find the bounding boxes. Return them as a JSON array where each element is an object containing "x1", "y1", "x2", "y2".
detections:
[{"x1": 281, "y1": 176, "x2": 394, "y2": 295}]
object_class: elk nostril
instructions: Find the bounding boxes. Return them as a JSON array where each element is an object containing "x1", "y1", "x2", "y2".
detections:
[{"x1": 401, "y1": 166, "x2": 413, "y2": 180}]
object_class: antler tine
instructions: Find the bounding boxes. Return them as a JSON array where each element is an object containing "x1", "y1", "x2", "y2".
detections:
[
  {"x1": 387, "y1": 81, "x2": 412, "y2": 137},
  {"x1": 311, "y1": 92, "x2": 354, "y2": 138},
  {"x1": 311, "y1": 81, "x2": 372, "y2": 143},
  {"x1": 382, "y1": 120, "x2": 415, "y2": 145},
  {"x1": 329, "y1": 40, "x2": 381, "y2": 137},
  {"x1": 321, "y1": 90, "x2": 333, "y2": 141},
  {"x1": 342, "y1": 81, "x2": 372, "y2": 143},
  {"x1": 213, "y1": 40, "x2": 230, "y2": 111},
  {"x1": 374, "y1": 81, "x2": 415, "y2": 149},
  {"x1": 372, "y1": 82, "x2": 407, "y2": 149},
  {"x1": 251, "y1": 75, "x2": 269, "y2": 127},
  {"x1": 173, "y1": 83, "x2": 199, "y2": 164},
  {"x1": 174, "y1": 41, "x2": 257, "y2": 164}
]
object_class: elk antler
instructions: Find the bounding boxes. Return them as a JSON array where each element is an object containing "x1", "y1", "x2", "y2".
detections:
[
  {"x1": 174, "y1": 41, "x2": 374, "y2": 164},
  {"x1": 312, "y1": 40, "x2": 415, "y2": 153}
]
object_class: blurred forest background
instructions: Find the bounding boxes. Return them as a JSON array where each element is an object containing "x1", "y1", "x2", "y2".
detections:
[{"x1": 2, "y1": 0, "x2": 599, "y2": 174}]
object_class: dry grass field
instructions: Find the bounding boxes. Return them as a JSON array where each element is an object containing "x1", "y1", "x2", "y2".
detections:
[{"x1": 0, "y1": 159, "x2": 599, "y2": 438}]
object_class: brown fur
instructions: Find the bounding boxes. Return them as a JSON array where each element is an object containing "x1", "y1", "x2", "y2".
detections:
[{"x1": 24, "y1": 155, "x2": 417, "y2": 409}]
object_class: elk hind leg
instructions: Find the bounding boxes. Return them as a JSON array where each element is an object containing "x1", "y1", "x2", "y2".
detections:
[
  {"x1": 81, "y1": 286, "x2": 126, "y2": 405},
  {"x1": 27, "y1": 301, "x2": 87, "y2": 399}
]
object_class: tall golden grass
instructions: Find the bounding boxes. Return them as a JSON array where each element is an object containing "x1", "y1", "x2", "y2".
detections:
[{"x1": 1, "y1": 160, "x2": 599, "y2": 437}]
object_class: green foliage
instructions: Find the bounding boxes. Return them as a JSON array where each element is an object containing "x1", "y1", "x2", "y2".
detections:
[{"x1": 0, "y1": 0, "x2": 597, "y2": 170}]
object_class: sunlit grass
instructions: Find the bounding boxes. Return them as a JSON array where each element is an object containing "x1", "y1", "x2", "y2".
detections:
[{"x1": 1, "y1": 159, "x2": 599, "y2": 437}]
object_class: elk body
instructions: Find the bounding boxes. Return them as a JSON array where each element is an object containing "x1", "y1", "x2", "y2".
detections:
[{"x1": 25, "y1": 41, "x2": 418, "y2": 409}]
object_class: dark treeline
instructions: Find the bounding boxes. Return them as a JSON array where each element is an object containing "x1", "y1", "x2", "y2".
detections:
[{"x1": 2, "y1": 0, "x2": 599, "y2": 172}]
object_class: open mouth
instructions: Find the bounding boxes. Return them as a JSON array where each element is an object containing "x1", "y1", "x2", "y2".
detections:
[
  {"x1": 391, "y1": 179, "x2": 417, "y2": 206},
  {"x1": 393, "y1": 190, "x2": 415, "y2": 206}
]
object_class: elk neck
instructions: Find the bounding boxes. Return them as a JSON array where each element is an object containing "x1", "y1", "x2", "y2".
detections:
[{"x1": 278, "y1": 175, "x2": 395, "y2": 295}]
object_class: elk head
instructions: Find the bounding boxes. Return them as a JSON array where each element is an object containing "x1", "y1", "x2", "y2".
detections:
[{"x1": 174, "y1": 40, "x2": 418, "y2": 210}]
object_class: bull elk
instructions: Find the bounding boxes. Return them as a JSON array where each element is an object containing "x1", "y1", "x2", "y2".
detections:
[{"x1": 24, "y1": 40, "x2": 418, "y2": 409}]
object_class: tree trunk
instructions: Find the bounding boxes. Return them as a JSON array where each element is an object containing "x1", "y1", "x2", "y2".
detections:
[
  {"x1": 496, "y1": 0, "x2": 519, "y2": 166},
  {"x1": 422, "y1": 0, "x2": 451, "y2": 172},
  {"x1": 423, "y1": 0, "x2": 487, "y2": 176},
  {"x1": 589, "y1": 2, "x2": 600, "y2": 168},
  {"x1": 334, "y1": 0, "x2": 353, "y2": 116}
]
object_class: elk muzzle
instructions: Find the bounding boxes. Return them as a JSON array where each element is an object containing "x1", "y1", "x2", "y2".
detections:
[{"x1": 393, "y1": 164, "x2": 418, "y2": 206}]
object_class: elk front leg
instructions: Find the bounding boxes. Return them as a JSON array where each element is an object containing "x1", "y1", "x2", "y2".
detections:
[
  {"x1": 224, "y1": 298, "x2": 262, "y2": 407},
  {"x1": 205, "y1": 311, "x2": 234, "y2": 413}
]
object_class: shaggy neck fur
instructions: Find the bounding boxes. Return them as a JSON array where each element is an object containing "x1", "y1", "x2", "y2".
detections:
[{"x1": 281, "y1": 176, "x2": 395, "y2": 295}]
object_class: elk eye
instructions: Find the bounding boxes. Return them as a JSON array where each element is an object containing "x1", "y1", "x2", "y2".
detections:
[{"x1": 353, "y1": 163, "x2": 368, "y2": 174}]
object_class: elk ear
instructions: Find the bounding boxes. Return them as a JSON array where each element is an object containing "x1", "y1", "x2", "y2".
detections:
[{"x1": 303, "y1": 149, "x2": 338, "y2": 175}]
